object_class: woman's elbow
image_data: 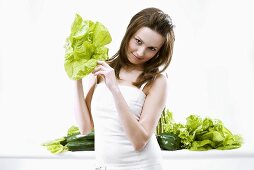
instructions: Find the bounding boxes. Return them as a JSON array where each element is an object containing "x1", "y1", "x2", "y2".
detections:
[
  {"x1": 133, "y1": 132, "x2": 150, "y2": 151},
  {"x1": 79, "y1": 124, "x2": 94, "y2": 135},
  {"x1": 134, "y1": 141, "x2": 147, "y2": 152}
]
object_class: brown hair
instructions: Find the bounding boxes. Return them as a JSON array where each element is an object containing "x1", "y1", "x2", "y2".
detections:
[{"x1": 108, "y1": 7, "x2": 175, "y2": 87}]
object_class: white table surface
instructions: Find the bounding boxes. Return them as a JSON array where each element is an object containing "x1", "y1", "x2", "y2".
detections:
[{"x1": 1, "y1": 142, "x2": 253, "y2": 159}]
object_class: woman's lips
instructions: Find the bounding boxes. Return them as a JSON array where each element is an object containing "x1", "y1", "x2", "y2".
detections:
[{"x1": 132, "y1": 53, "x2": 143, "y2": 60}]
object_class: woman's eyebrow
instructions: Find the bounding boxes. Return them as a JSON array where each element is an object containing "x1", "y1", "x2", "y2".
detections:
[
  {"x1": 136, "y1": 36, "x2": 159, "y2": 48},
  {"x1": 135, "y1": 36, "x2": 144, "y2": 43}
]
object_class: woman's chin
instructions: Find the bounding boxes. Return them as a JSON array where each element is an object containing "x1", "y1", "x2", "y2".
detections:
[{"x1": 129, "y1": 58, "x2": 140, "y2": 65}]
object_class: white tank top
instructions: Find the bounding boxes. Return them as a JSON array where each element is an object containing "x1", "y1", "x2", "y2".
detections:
[{"x1": 91, "y1": 82, "x2": 163, "y2": 170}]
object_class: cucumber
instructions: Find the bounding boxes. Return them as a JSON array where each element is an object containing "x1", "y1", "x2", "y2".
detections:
[
  {"x1": 66, "y1": 140, "x2": 94, "y2": 151},
  {"x1": 66, "y1": 131, "x2": 94, "y2": 143},
  {"x1": 60, "y1": 137, "x2": 67, "y2": 146}
]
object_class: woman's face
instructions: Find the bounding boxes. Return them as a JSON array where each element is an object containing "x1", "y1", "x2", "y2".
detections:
[{"x1": 126, "y1": 27, "x2": 164, "y2": 68}]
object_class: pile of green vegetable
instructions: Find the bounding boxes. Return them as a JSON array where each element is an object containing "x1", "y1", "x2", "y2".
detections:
[
  {"x1": 42, "y1": 109, "x2": 242, "y2": 154},
  {"x1": 64, "y1": 14, "x2": 112, "y2": 80},
  {"x1": 42, "y1": 126, "x2": 94, "y2": 154},
  {"x1": 156, "y1": 109, "x2": 243, "y2": 151}
]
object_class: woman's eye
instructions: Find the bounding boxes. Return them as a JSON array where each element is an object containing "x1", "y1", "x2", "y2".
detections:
[
  {"x1": 149, "y1": 47, "x2": 156, "y2": 51},
  {"x1": 135, "y1": 38, "x2": 142, "y2": 45}
]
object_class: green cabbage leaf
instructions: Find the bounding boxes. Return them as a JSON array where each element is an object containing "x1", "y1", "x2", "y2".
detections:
[{"x1": 64, "y1": 14, "x2": 112, "y2": 80}]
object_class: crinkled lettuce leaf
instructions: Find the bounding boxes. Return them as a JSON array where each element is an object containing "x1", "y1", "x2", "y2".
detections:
[
  {"x1": 42, "y1": 125, "x2": 81, "y2": 154},
  {"x1": 67, "y1": 125, "x2": 80, "y2": 136},
  {"x1": 64, "y1": 14, "x2": 112, "y2": 80},
  {"x1": 187, "y1": 116, "x2": 243, "y2": 151},
  {"x1": 42, "y1": 137, "x2": 68, "y2": 154},
  {"x1": 159, "y1": 110, "x2": 243, "y2": 151}
]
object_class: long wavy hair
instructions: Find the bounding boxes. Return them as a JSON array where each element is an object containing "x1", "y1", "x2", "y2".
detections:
[{"x1": 108, "y1": 7, "x2": 175, "y2": 88}]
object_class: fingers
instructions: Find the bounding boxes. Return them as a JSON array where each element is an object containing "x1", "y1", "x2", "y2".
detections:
[
  {"x1": 93, "y1": 64, "x2": 107, "y2": 76},
  {"x1": 97, "y1": 60, "x2": 110, "y2": 68},
  {"x1": 93, "y1": 70, "x2": 106, "y2": 76},
  {"x1": 93, "y1": 60, "x2": 113, "y2": 77},
  {"x1": 93, "y1": 60, "x2": 110, "y2": 74},
  {"x1": 93, "y1": 65, "x2": 106, "y2": 73}
]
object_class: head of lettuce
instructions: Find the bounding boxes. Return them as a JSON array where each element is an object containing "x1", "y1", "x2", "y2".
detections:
[{"x1": 64, "y1": 14, "x2": 112, "y2": 80}]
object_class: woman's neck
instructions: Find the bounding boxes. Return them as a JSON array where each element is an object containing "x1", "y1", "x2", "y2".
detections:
[
  {"x1": 119, "y1": 67, "x2": 143, "y2": 83},
  {"x1": 122, "y1": 65, "x2": 143, "y2": 72}
]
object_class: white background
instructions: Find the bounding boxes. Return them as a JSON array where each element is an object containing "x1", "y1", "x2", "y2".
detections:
[{"x1": 0, "y1": 0, "x2": 254, "y2": 154}]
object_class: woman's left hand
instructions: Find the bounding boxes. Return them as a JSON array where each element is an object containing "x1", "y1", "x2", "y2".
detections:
[{"x1": 92, "y1": 60, "x2": 118, "y2": 92}]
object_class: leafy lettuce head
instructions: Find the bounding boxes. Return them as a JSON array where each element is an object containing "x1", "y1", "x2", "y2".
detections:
[{"x1": 64, "y1": 14, "x2": 112, "y2": 80}]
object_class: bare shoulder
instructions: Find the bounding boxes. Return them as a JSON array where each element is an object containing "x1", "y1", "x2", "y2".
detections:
[
  {"x1": 154, "y1": 73, "x2": 168, "y2": 85},
  {"x1": 146, "y1": 73, "x2": 167, "y2": 94}
]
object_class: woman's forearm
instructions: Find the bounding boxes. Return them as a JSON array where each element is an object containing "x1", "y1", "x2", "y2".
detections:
[
  {"x1": 74, "y1": 80, "x2": 93, "y2": 135},
  {"x1": 110, "y1": 86, "x2": 149, "y2": 151}
]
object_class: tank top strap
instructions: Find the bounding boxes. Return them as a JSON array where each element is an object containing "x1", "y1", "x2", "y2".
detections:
[
  {"x1": 139, "y1": 73, "x2": 168, "y2": 91},
  {"x1": 139, "y1": 81, "x2": 148, "y2": 91}
]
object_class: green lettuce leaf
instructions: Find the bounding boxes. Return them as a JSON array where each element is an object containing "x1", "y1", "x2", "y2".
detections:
[
  {"x1": 67, "y1": 125, "x2": 80, "y2": 136},
  {"x1": 158, "y1": 110, "x2": 243, "y2": 151},
  {"x1": 64, "y1": 14, "x2": 112, "y2": 80},
  {"x1": 42, "y1": 137, "x2": 68, "y2": 154},
  {"x1": 44, "y1": 143, "x2": 68, "y2": 154}
]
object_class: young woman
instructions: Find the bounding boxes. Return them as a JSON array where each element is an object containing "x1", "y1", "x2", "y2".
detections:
[{"x1": 74, "y1": 7, "x2": 175, "y2": 170}]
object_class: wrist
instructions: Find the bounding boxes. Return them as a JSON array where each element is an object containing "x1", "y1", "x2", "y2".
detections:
[
  {"x1": 110, "y1": 85, "x2": 121, "y2": 96},
  {"x1": 74, "y1": 79, "x2": 83, "y2": 88},
  {"x1": 75, "y1": 79, "x2": 82, "y2": 84}
]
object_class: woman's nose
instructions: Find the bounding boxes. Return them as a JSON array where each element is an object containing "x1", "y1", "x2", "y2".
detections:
[{"x1": 136, "y1": 46, "x2": 145, "y2": 56}]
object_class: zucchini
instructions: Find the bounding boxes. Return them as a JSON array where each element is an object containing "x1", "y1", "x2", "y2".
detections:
[
  {"x1": 66, "y1": 131, "x2": 94, "y2": 143},
  {"x1": 60, "y1": 137, "x2": 67, "y2": 146},
  {"x1": 66, "y1": 140, "x2": 94, "y2": 151}
]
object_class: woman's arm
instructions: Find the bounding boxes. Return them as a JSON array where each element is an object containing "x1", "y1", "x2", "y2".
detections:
[
  {"x1": 93, "y1": 61, "x2": 167, "y2": 151},
  {"x1": 111, "y1": 74, "x2": 167, "y2": 151},
  {"x1": 73, "y1": 74, "x2": 96, "y2": 135}
]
